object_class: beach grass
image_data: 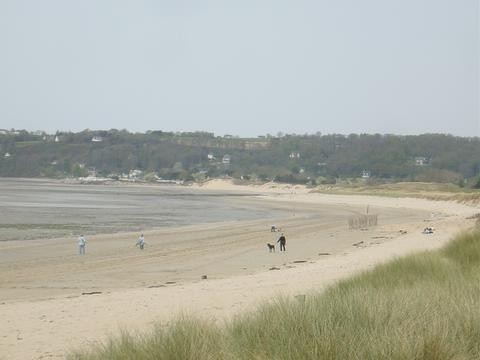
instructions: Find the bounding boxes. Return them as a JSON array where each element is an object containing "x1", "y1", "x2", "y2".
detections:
[
  {"x1": 69, "y1": 231, "x2": 480, "y2": 360},
  {"x1": 311, "y1": 182, "x2": 480, "y2": 204}
]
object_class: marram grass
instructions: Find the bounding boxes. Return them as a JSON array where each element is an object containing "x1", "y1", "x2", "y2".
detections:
[{"x1": 69, "y1": 231, "x2": 480, "y2": 360}]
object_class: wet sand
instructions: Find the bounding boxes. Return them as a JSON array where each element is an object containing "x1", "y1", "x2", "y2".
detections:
[
  {"x1": 0, "y1": 178, "x2": 286, "y2": 242},
  {"x1": 0, "y1": 179, "x2": 478, "y2": 359}
]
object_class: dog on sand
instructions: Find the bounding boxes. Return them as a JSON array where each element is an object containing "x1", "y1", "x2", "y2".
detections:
[{"x1": 267, "y1": 243, "x2": 275, "y2": 252}]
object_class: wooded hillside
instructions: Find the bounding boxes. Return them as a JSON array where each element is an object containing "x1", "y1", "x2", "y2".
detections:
[{"x1": 1, "y1": 130, "x2": 479, "y2": 187}]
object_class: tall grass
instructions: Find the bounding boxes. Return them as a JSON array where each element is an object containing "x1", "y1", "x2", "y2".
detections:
[
  {"x1": 69, "y1": 231, "x2": 480, "y2": 360},
  {"x1": 69, "y1": 317, "x2": 224, "y2": 360},
  {"x1": 311, "y1": 182, "x2": 480, "y2": 204}
]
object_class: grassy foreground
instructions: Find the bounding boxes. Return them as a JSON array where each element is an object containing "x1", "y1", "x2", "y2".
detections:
[{"x1": 69, "y1": 231, "x2": 480, "y2": 360}]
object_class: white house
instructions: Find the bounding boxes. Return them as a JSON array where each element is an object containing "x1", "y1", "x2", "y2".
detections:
[
  {"x1": 289, "y1": 152, "x2": 300, "y2": 159},
  {"x1": 129, "y1": 169, "x2": 143, "y2": 179},
  {"x1": 91, "y1": 136, "x2": 103, "y2": 142},
  {"x1": 4, "y1": 152, "x2": 11, "y2": 158},
  {"x1": 207, "y1": 153, "x2": 215, "y2": 161},
  {"x1": 415, "y1": 157, "x2": 428, "y2": 166},
  {"x1": 222, "y1": 154, "x2": 231, "y2": 165},
  {"x1": 361, "y1": 170, "x2": 371, "y2": 178}
]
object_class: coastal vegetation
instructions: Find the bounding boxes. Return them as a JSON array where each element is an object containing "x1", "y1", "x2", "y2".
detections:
[
  {"x1": 1, "y1": 130, "x2": 480, "y2": 188},
  {"x1": 69, "y1": 230, "x2": 480, "y2": 360},
  {"x1": 313, "y1": 181, "x2": 480, "y2": 203}
]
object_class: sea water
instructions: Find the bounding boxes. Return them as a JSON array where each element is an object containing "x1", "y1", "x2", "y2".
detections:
[{"x1": 0, "y1": 178, "x2": 284, "y2": 241}]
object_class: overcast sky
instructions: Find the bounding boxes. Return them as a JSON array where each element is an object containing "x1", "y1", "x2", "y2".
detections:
[{"x1": 1, "y1": 1, "x2": 478, "y2": 137}]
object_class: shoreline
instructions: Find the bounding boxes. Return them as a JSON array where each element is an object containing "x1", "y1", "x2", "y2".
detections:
[{"x1": 0, "y1": 180, "x2": 478, "y2": 359}]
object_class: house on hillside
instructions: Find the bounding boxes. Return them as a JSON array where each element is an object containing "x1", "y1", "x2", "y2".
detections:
[
  {"x1": 207, "y1": 153, "x2": 216, "y2": 161},
  {"x1": 289, "y1": 152, "x2": 300, "y2": 159},
  {"x1": 91, "y1": 136, "x2": 103, "y2": 142},
  {"x1": 415, "y1": 157, "x2": 429, "y2": 166},
  {"x1": 4, "y1": 152, "x2": 11, "y2": 158},
  {"x1": 222, "y1": 154, "x2": 231, "y2": 165},
  {"x1": 361, "y1": 170, "x2": 371, "y2": 179}
]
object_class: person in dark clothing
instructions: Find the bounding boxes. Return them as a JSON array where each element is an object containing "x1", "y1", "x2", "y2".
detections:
[{"x1": 277, "y1": 233, "x2": 286, "y2": 251}]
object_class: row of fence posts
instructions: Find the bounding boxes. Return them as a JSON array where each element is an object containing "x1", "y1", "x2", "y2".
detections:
[
  {"x1": 348, "y1": 214, "x2": 378, "y2": 229},
  {"x1": 348, "y1": 205, "x2": 378, "y2": 229}
]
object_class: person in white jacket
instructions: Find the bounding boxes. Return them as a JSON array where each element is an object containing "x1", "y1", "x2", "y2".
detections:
[
  {"x1": 78, "y1": 235, "x2": 86, "y2": 255},
  {"x1": 136, "y1": 234, "x2": 145, "y2": 250}
]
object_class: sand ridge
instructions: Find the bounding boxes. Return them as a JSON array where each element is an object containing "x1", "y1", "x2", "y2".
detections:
[{"x1": 0, "y1": 180, "x2": 478, "y2": 359}]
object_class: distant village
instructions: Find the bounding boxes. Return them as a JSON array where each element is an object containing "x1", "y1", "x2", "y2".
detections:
[{"x1": 78, "y1": 152, "x2": 234, "y2": 184}]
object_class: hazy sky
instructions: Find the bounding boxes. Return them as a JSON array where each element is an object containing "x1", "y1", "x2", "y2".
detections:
[{"x1": 1, "y1": 1, "x2": 478, "y2": 137}]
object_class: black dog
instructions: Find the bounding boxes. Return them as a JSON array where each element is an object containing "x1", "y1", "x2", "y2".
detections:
[{"x1": 267, "y1": 243, "x2": 275, "y2": 252}]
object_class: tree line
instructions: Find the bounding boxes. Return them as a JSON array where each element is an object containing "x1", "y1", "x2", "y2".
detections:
[{"x1": 0, "y1": 130, "x2": 479, "y2": 187}]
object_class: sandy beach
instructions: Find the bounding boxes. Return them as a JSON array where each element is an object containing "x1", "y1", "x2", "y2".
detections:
[{"x1": 0, "y1": 179, "x2": 478, "y2": 359}]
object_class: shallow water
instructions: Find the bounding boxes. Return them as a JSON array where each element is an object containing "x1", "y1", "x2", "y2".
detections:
[{"x1": 0, "y1": 178, "x2": 285, "y2": 241}]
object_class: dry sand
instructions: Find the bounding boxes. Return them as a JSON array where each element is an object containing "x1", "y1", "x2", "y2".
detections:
[{"x1": 0, "y1": 180, "x2": 478, "y2": 359}]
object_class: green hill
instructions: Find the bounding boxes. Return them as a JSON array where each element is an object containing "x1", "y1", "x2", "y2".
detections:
[{"x1": 1, "y1": 130, "x2": 480, "y2": 187}]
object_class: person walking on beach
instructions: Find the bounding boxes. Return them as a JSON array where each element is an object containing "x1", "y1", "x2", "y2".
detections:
[
  {"x1": 78, "y1": 234, "x2": 86, "y2": 255},
  {"x1": 277, "y1": 233, "x2": 286, "y2": 251},
  {"x1": 136, "y1": 234, "x2": 145, "y2": 250}
]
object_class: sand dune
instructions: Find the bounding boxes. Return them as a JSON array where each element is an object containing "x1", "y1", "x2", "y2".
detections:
[{"x1": 0, "y1": 180, "x2": 477, "y2": 359}]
